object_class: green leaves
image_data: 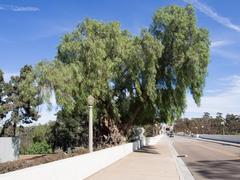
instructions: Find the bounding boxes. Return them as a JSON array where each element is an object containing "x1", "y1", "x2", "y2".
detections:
[
  {"x1": 0, "y1": 70, "x2": 7, "y2": 120},
  {"x1": 26, "y1": 141, "x2": 52, "y2": 154},
  {"x1": 32, "y1": 5, "x2": 210, "y2": 128},
  {"x1": 150, "y1": 5, "x2": 210, "y2": 122},
  {"x1": 0, "y1": 66, "x2": 43, "y2": 136}
]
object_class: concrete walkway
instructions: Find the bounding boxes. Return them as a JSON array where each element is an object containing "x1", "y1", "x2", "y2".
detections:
[{"x1": 86, "y1": 137, "x2": 180, "y2": 180}]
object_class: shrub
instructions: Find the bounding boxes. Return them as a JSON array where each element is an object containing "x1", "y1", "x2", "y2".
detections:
[{"x1": 26, "y1": 141, "x2": 52, "y2": 154}]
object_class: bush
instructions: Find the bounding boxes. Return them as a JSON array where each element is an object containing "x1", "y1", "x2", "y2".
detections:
[{"x1": 26, "y1": 141, "x2": 52, "y2": 154}]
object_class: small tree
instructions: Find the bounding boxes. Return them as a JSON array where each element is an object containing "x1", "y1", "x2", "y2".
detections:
[
  {"x1": 0, "y1": 70, "x2": 9, "y2": 121},
  {"x1": 0, "y1": 70, "x2": 12, "y2": 136},
  {"x1": 0, "y1": 65, "x2": 42, "y2": 137}
]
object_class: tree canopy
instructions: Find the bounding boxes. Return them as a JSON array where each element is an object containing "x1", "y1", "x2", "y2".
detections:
[
  {"x1": 0, "y1": 70, "x2": 6, "y2": 120},
  {"x1": 1, "y1": 5, "x2": 210, "y2": 148},
  {"x1": 150, "y1": 5, "x2": 210, "y2": 123},
  {"x1": 0, "y1": 66, "x2": 42, "y2": 136},
  {"x1": 35, "y1": 5, "x2": 210, "y2": 131}
]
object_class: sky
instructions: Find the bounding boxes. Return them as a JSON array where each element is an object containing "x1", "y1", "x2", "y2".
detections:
[{"x1": 0, "y1": 0, "x2": 239, "y2": 124}]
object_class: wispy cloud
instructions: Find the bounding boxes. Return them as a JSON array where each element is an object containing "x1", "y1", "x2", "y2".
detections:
[
  {"x1": 185, "y1": 75, "x2": 240, "y2": 117},
  {"x1": 0, "y1": 4, "x2": 39, "y2": 12},
  {"x1": 210, "y1": 40, "x2": 239, "y2": 62},
  {"x1": 211, "y1": 40, "x2": 233, "y2": 48},
  {"x1": 184, "y1": 0, "x2": 240, "y2": 32}
]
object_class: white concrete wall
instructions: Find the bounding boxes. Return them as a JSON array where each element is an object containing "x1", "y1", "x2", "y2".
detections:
[
  {"x1": 0, "y1": 137, "x2": 20, "y2": 163},
  {"x1": 0, "y1": 135, "x2": 163, "y2": 180},
  {"x1": 199, "y1": 134, "x2": 240, "y2": 143},
  {"x1": 145, "y1": 135, "x2": 163, "y2": 146}
]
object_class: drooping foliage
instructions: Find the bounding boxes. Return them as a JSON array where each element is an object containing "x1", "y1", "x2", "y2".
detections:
[
  {"x1": 38, "y1": 19, "x2": 164, "y2": 124},
  {"x1": 29, "y1": 5, "x2": 210, "y2": 149},
  {"x1": 0, "y1": 4, "x2": 211, "y2": 152},
  {"x1": 35, "y1": 5, "x2": 209, "y2": 130},
  {"x1": 113, "y1": 30, "x2": 163, "y2": 127},
  {"x1": 150, "y1": 5, "x2": 210, "y2": 122}
]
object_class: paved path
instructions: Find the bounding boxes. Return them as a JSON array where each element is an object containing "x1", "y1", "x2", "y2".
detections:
[
  {"x1": 173, "y1": 136, "x2": 240, "y2": 180},
  {"x1": 86, "y1": 137, "x2": 180, "y2": 180}
]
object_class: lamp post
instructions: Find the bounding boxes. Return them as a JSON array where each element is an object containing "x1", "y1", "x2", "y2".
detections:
[{"x1": 87, "y1": 95, "x2": 94, "y2": 153}]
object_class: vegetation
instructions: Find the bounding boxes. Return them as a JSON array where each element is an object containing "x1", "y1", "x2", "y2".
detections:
[
  {"x1": 26, "y1": 141, "x2": 52, "y2": 154},
  {"x1": 174, "y1": 112, "x2": 240, "y2": 135},
  {"x1": 20, "y1": 123, "x2": 52, "y2": 154},
  {"x1": 0, "y1": 66, "x2": 42, "y2": 137},
  {"x1": 0, "y1": 5, "x2": 210, "y2": 151}
]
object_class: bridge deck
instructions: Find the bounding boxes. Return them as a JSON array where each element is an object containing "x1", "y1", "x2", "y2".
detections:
[{"x1": 86, "y1": 137, "x2": 179, "y2": 180}]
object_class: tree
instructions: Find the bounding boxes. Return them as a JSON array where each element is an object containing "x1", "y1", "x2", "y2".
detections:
[
  {"x1": 0, "y1": 70, "x2": 7, "y2": 120},
  {"x1": 0, "y1": 70, "x2": 10, "y2": 136},
  {"x1": 35, "y1": 19, "x2": 133, "y2": 147},
  {"x1": 47, "y1": 110, "x2": 88, "y2": 151},
  {"x1": 0, "y1": 65, "x2": 42, "y2": 137},
  {"x1": 225, "y1": 114, "x2": 240, "y2": 135},
  {"x1": 111, "y1": 30, "x2": 164, "y2": 130},
  {"x1": 203, "y1": 112, "x2": 211, "y2": 119},
  {"x1": 150, "y1": 5, "x2": 210, "y2": 123},
  {"x1": 216, "y1": 112, "x2": 223, "y2": 120},
  {"x1": 34, "y1": 5, "x2": 210, "y2": 145}
]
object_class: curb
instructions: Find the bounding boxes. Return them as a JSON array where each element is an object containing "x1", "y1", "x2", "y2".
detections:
[{"x1": 168, "y1": 137, "x2": 195, "y2": 180}]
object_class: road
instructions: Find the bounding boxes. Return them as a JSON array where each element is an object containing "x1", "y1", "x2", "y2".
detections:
[{"x1": 172, "y1": 136, "x2": 240, "y2": 180}]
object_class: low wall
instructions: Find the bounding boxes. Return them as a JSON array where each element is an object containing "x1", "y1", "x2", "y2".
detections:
[
  {"x1": 145, "y1": 135, "x2": 163, "y2": 146},
  {"x1": 0, "y1": 135, "x2": 163, "y2": 180},
  {"x1": 0, "y1": 137, "x2": 20, "y2": 163},
  {"x1": 198, "y1": 134, "x2": 240, "y2": 144}
]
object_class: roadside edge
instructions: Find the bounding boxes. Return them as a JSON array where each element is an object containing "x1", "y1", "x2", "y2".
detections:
[{"x1": 168, "y1": 137, "x2": 195, "y2": 180}]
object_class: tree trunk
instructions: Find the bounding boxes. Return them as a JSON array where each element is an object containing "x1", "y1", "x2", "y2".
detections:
[
  {"x1": 121, "y1": 104, "x2": 142, "y2": 135},
  {"x1": 13, "y1": 123, "x2": 16, "y2": 137}
]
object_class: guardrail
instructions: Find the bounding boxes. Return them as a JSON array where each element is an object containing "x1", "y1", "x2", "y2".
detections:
[
  {"x1": 0, "y1": 135, "x2": 163, "y2": 180},
  {"x1": 198, "y1": 134, "x2": 240, "y2": 144}
]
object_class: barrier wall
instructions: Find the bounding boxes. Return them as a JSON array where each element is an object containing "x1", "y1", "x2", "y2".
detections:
[
  {"x1": 198, "y1": 134, "x2": 240, "y2": 143},
  {"x1": 0, "y1": 135, "x2": 163, "y2": 180},
  {"x1": 145, "y1": 135, "x2": 163, "y2": 146},
  {"x1": 0, "y1": 137, "x2": 20, "y2": 163}
]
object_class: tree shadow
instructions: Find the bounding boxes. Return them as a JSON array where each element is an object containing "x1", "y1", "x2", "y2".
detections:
[
  {"x1": 11, "y1": 137, "x2": 20, "y2": 160},
  {"x1": 135, "y1": 146, "x2": 160, "y2": 154},
  {"x1": 187, "y1": 159, "x2": 240, "y2": 180}
]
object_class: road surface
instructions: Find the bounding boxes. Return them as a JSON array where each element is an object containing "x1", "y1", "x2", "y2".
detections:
[{"x1": 172, "y1": 136, "x2": 240, "y2": 180}]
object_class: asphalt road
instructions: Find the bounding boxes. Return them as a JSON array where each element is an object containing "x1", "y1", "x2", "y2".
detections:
[{"x1": 172, "y1": 136, "x2": 240, "y2": 180}]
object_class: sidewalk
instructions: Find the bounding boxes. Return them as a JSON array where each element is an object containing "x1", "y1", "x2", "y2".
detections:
[{"x1": 86, "y1": 136, "x2": 180, "y2": 180}]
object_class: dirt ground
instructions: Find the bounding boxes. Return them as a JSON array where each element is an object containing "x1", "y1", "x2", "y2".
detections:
[{"x1": 0, "y1": 149, "x2": 88, "y2": 174}]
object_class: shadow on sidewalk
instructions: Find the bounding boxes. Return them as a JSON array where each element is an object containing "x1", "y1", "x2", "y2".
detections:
[
  {"x1": 187, "y1": 159, "x2": 240, "y2": 180},
  {"x1": 135, "y1": 146, "x2": 160, "y2": 154}
]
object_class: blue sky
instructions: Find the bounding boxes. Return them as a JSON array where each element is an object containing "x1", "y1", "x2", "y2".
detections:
[{"x1": 0, "y1": 0, "x2": 239, "y2": 123}]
